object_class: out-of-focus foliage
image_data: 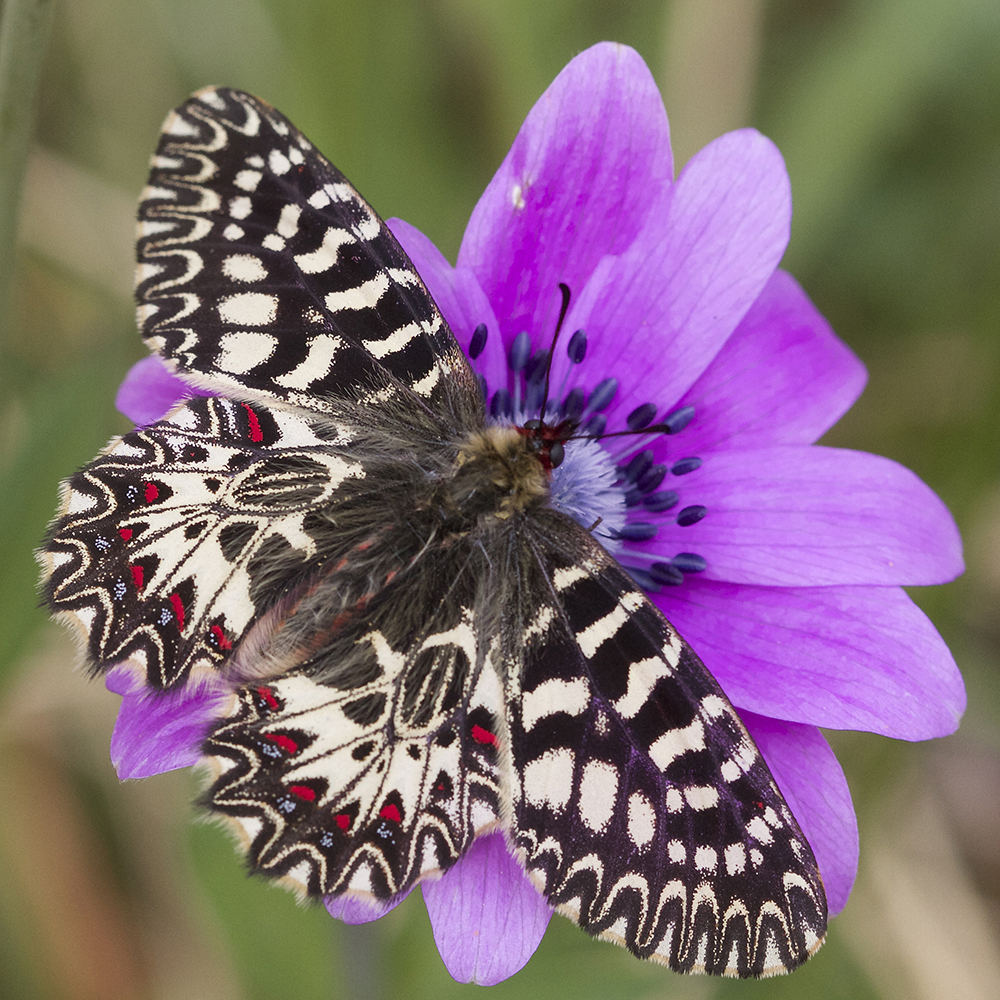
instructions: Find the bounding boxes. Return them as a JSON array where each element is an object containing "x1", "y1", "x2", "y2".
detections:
[{"x1": 2, "y1": 1, "x2": 1000, "y2": 997}]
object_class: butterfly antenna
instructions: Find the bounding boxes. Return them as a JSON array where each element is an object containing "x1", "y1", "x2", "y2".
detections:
[{"x1": 538, "y1": 282, "x2": 572, "y2": 423}]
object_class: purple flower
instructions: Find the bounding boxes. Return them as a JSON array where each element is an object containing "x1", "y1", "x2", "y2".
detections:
[{"x1": 110, "y1": 42, "x2": 963, "y2": 985}]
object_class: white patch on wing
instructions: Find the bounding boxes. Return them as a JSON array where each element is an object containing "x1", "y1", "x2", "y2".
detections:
[
  {"x1": 273, "y1": 335, "x2": 344, "y2": 389},
  {"x1": 575, "y1": 592, "x2": 644, "y2": 658},
  {"x1": 523, "y1": 749, "x2": 575, "y2": 812},
  {"x1": 324, "y1": 272, "x2": 389, "y2": 313},
  {"x1": 222, "y1": 255, "x2": 268, "y2": 283},
  {"x1": 234, "y1": 169, "x2": 262, "y2": 192},
  {"x1": 577, "y1": 760, "x2": 618, "y2": 832},
  {"x1": 295, "y1": 227, "x2": 354, "y2": 274},
  {"x1": 684, "y1": 786, "x2": 719, "y2": 811},
  {"x1": 695, "y1": 846, "x2": 717, "y2": 872},
  {"x1": 521, "y1": 677, "x2": 590, "y2": 731},
  {"x1": 627, "y1": 792, "x2": 656, "y2": 847},
  {"x1": 648, "y1": 717, "x2": 706, "y2": 770},
  {"x1": 218, "y1": 292, "x2": 278, "y2": 326},
  {"x1": 725, "y1": 842, "x2": 747, "y2": 875},
  {"x1": 612, "y1": 655, "x2": 674, "y2": 718},
  {"x1": 215, "y1": 330, "x2": 276, "y2": 373}
]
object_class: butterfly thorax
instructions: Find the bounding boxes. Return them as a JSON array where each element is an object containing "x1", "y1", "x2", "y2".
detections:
[{"x1": 445, "y1": 426, "x2": 551, "y2": 524}]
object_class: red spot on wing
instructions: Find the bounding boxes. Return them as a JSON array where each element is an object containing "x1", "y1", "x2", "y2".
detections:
[
  {"x1": 257, "y1": 686, "x2": 279, "y2": 711},
  {"x1": 210, "y1": 624, "x2": 232, "y2": 650},
  {"x1": 144, "y1": 482, "x2": 159, "y2": 503},
  {"x1": 169, "y1": 592, "x2": 185, "y2": 630},
  {"x1": 379, "y1": 803, "x2": 401, "y2": 823},
  {"x1": 289, "y1": 785, "x2": 316, "y2": 802},
  {"x1": 471, "y1": 724, "x2": 497, "y2": 746},
  {"x1": 265, "y1": 733, "x2": 299, "y2": 755},
  {"x1": 241, "y1": 402, "x2": 264, "y2": 442},
  {"x1": 119, "y1": 528, "x2": 133, "y2": 541},
  {"x1": 130, "y1": 565, "x2": 144, "y2": 590},
  {"x1": 335, "y1": 813, "x2": 351, "y2": 831}
]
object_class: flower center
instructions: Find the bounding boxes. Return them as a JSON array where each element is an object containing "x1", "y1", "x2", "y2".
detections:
[{"x1": 471, "y1": 318, "x2": 708, "y2": 593}]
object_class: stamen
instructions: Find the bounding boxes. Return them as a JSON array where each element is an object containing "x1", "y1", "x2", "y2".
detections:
[
  {"x1": 561, "y1": 387, "x2": 585, "y2": 421},
  {"x1": 642, "y1": 490, "x2": 679, "y2": 512},
  {"x1": 635, "y1": 463, "x2": 667, "y2": 493},
  {"x1": 627, "y1": 566, "x2": 659, "y2": 591},
  {"x1": 650, "y1": 562, "x2": 684, "y2": 586},
  {"x1": 477, "y1": 374, "x2": 488, "y2": 400},
  {"x1": 509, "y1": 331, "x2": 531, "y2": 372},
  {"x1": 469, "y1": 323, "x2": 488, "y2": 359},
  {"x1": 620, "y1": 449, "x2": 653, "y2": 483},
  {"x1": 671, "y1": 457, "x2": 702, "y2": 476},
  {"x1": 566, "y1": 329, "x2": 587, "y2": 364},
  {"x1": 626, "y1": 402, "x2": 657, "y2": 431},
  {"x1": 586, "y1": 377, "x2": 618, "y2": 413},
  {"x1": 672, "y1": 552, "x2": 707, "y2": 573},
  {"x1": 662, "y1": 405, "x2": 695, "y2": 434},
  {"x1": 582, "y1": 413, "x2": 606, "y2": 436},
  {"x1": 676, "y1": 505, "x2": 707, "y2": 526},
  {"x1": 613, "y1": 522, "x2": 658, "y2": 541},
  {"x1": 525, "y1": 349, "x2": 550, "y2": 385},
  {"x1": 490, "y1": 388, "x2": 513, "y2": 419}
]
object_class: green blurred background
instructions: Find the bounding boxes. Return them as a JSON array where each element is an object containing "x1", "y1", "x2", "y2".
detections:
[{"x1": 2, "y1": 0, "x2": 1000, "y2": 997}]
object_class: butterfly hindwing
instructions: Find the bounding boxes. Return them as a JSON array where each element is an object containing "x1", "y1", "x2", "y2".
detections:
[
  {"x1": 43, "y1": 395, "x2": 373, "y2": 688},
  {"x1": 201, "y1": 540, "x2": 508, "y2": 900},
  {"x1": 508, "y1": 512, "x2": 827, "y2": 976},
  {"x1": 137, "y1": 87, "x2": 476, "y2": 416}
]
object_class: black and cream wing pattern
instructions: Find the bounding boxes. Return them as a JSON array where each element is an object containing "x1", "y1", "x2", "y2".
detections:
[{"x1": 42, "y1": 88, "x2": 827, "y2": 977}]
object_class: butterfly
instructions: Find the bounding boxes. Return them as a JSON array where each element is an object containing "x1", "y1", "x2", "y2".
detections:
[{"x1": 42, "y1": 87, "x2": 827, "y2": 977}]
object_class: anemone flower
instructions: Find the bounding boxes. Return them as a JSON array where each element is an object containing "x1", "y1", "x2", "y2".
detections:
[{"x1": 108, "y1": 42, "x2": 963, "y2": 985}]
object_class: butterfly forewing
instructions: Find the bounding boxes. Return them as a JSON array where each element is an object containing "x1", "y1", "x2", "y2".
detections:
[
  {"x1": 42, "y1": 86, "x2": 828, "y2": 979},
  {"x1": 137, "y1": 87, "x2": 475, "y2": 416},
  {"x1": 508, "y1": 513, "x2": 826, "y2": 975}
]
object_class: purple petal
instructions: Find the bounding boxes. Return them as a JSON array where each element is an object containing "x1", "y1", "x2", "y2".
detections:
[
  {"x1": 115, "y1": 355, "x2": 207, "y2": 426},
  {"x1": 673, "y1": 269, "x2": 868, "y2": 451},
  {"x1": 657, "y1": 579, "x2": 965, "y2": 738},
  {"x1": 422, "y1": 832, "x2": 551, "y2": 985},
  {"x1": 105, "y1": 665, "x2": 230, "y2": 779},
  {"x1": 559, "y1": 128, "x2": 791, "y2": 420},
  {"x1": 458, "y1": 42, "x2": 672, "y2": 346},
  {"x1": 324, "y1": 890, "x2": 408, "y2": 924},
  {"x1": 388, "y1": 218, "x2": 507, "y2": 392},
  {"x1": 644, "y1": 446, "x2": 964, "y2": 586},
  {"x1": 741, "y1": 712, "x2": 858, "y2": 915}
]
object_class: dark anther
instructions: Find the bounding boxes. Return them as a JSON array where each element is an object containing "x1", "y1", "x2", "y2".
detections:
[
  {"x1": 548, "y1": 441, "x2": 565, "y2": 468},
  {"x1": 650, "y1": 561, "x2": 685, "y2": 586},
  {"x1": 635, "y1": 463, "x2": 667, "y2": 493},
  {"x1": 509, "y1": 331, "x2": 531, "y2": 372},
  {"x1": 623, "y1": 488, "x2": 644, "y2": 507},
  {"x1": 626, "y1": 402, "x2": 658, "y2": 431},
  {"x1": 662, "y1": 406, "x2": 695, "y2": 434},
  {"x1": 628, "y1": 566, "x2": 659, "y2": 592},
  {"x1": 671, "y1": 457, "x2": 702, "y2": 476},
  {"x1": 525, "y1": 380, "x2": 546, "y2": 414},
  {"x1": 587, "y1": 377, "x2": 618, "y2": 412},
  {"x1": 642, "y1": 490, "x2": 679, "y2": 512},
  {"x1": 561, "y1": 387, "x2": 586, "y2": 421},
  {"x1": 490, "y1": 388, "x2": 513, "y2": 419},
  {"x1": 469, "y1": 323, "x2": 488, "y2": 359},
  {"x1": 567, "y1": 329, "x2": 587, "y2": 364},
  {"x1": 477, "y1": 374, "x2": 488, "y2": 400},
  {"x1": 676, "y1": 505, "x2": 707, "y2": 527},
  {"x1": 672, "y1": 552, "x2": 707, "y2": 573},
  {"x1": 582, "y1": 413, "x2": 606, "y2": 437},
  {"x1": 614, "y1": 522, "x2": 658, "y2": 542},
  {"x1": 621, "y1": 449, "x2": 654, "y2": 483},
  {"x1": 524, "y1": 349, "x2": 551, "y2": 385}
]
